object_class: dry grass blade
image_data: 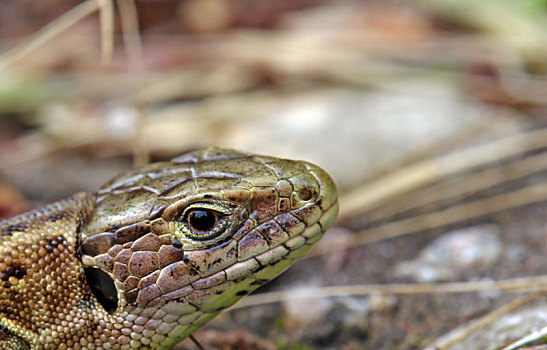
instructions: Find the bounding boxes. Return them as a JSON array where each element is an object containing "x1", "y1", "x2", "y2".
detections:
[
  {"x1": 0, "y1": 0, "x2": 100, "y2": 71},
  {"x1": 330, "y1": 180, "x2": 547, "y2": 252},
  {"x1": 425, "y1": 293, "x2": 542, "y2": 350},
  {"x1": 231, "y1": 276, "x2": 547, "y2": 310},
  {"x1": 338, "y1": 128, "x2": 547, "y2": 221},
  {"x1": 99, "y1": 0, "x2": 115, "y2": 64},
  {"x1": 117, "y1": 0, "x2": 143, "y2": 71},
  {"x1": 308, "y1": 171, "x2": 547, "y2": 258},
  {"x1": 116, "y1": 0, "x2": 149, "y2": 167},
  {"x1": 365, "y1": 151, "x2": 547, "y2": 225},
  {"x1": 501, "y1": 325, "x2": 547, "y2": 350}
]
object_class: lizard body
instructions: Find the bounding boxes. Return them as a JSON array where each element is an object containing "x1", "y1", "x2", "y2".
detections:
[{"x1": 0, "y1": 148, "x2": 338, "y2": 349}]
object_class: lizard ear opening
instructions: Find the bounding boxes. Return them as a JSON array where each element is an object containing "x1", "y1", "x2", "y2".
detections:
[{"x1": 84, "y1": 267, "x2": 118, "y2": 314}]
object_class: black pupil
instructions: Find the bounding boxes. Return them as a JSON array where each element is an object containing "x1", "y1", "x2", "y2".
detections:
[{"x1": 188, "y1": 209, "x2": 217, "y2": 232}]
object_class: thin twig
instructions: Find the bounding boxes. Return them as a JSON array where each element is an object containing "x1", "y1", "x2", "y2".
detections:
[
  {"x1": 425, "y1": 293, "x2": 543, "y2": 350},
  {"x1": 501, "y1": 323, "x2": 547, "y2": 350},
  {"x1": 230, "y1": 276, "x2": 547, "y2": 310},
  {"x1": 0, "y1": 0, "x2": 100, "y2": 71},
  {"x1": 98, "y1": 0, "x2": 115, "y2": 64},
  {"x1": 349, "y1": 180, "x2": 547, "y2": 246},
  {"x1": 189, "y1": 335, "x2": 206, "y2": 350},
  {"x1": 365, "y1": 151, "x2": 547, "y2": 225},
  {"x1": 116, "y1": 0, "x2": 143, "y2": 71}
]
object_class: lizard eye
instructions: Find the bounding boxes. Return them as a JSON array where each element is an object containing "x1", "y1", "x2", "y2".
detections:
[
  {"x1": 168, "y1": 201, "x2": 238, "y2": 243},
  {"x1": 178, "y1": 204, "x2": 230, "y2": 241},
  {"x1": 186, "y1": 209, "x2": 218, "y2": 232}
]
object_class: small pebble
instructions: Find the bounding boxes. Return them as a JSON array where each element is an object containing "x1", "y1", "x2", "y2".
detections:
[{"x1": 394, "y1": 225, "x2": 503, "y2": 282}]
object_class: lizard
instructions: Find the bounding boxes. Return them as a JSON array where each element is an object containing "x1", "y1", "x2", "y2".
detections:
[{"x1": 0, "y1": 148, "x2": 339, "y2": 350}]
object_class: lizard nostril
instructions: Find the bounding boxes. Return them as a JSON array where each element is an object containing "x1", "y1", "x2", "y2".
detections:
[{"x1": 84, "y1": 267, "x2": 118, "y2": 314}]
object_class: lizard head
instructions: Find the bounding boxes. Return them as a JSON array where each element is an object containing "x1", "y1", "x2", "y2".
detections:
[{"x1": 79, "y1": 148, "x2": 338, "y2": 345}]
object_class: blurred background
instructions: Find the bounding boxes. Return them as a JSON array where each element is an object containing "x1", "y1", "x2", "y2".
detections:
[{"x1": 1, "y1": 1, "x2": 547, "y2": 349}]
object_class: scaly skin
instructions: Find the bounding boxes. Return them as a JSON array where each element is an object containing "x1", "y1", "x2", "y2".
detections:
[{"x1": 0, "y1": 148, "x2": 338, "y2": 350}]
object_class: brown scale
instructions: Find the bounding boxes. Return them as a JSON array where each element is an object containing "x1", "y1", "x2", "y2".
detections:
[
  {"x1": 0, "y1": 148, "x2": 339, "y2": 350},
  {"x1": 0, "y1": 194, "x2": 99, "y2": 349}
]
